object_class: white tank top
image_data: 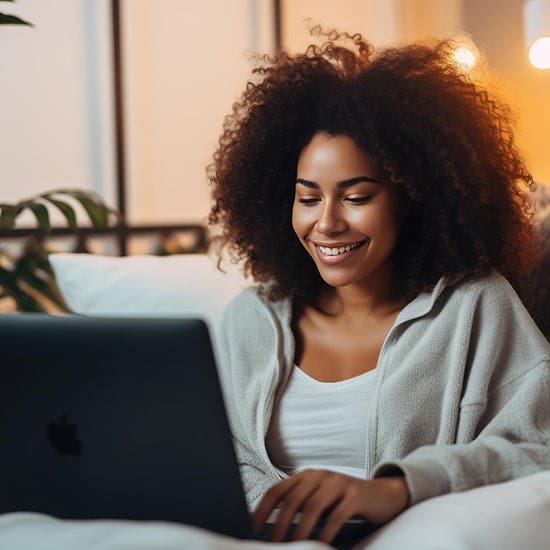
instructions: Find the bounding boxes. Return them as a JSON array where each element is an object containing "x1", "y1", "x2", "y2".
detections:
[{"x1": 266, "y1": 366, "x2": 377, "y2": 479}]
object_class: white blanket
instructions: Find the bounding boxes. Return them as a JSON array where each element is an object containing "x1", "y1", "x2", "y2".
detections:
[{"x1": 2, "y1": 472, "x2": 549, "y2": 550}]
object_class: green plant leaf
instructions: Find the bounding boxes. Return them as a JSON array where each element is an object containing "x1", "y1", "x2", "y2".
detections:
[
  {"x1": 0, "y1": 203, "x2": 22, "y2": 229},
  {"x1": 0, "y1": 13, "x2": 33, "y2": 26},
  {"x1": 0, "y1": 265, "x2": 41, "y2": 311},
  {"x1": 1, "y1": 189, "x2": 119, "y2": 232},
  {"x1": 0, "y1": 237, "x2": 68, "y2": 312},
  {"x1": 74, "y1": 195, "x2": 108, "y2": 227},
  {"x1": 45, "y1": 188, "x2": 120, "y2": 227},
  {"x1": 20, "y1": 201, "x2": 50, "y2": 231},
  {"x1": 42, "y1": 195, "x2": 78, "y2": 231},
  {"x1": 16, "y1": 267, "x2": 49, "y2": 294},
  {"x1": 0, "y1": 267, "x2": 19, "y2": 301},
  {"x1": 17, "y1": 242, "x2": 69, "y2": 311},
  {"x1": 0, "y1": 266, "x2": 16, "y2": 288},
  {"x1": 17, "y1": 239, "x2": 54, "y2": 277}
]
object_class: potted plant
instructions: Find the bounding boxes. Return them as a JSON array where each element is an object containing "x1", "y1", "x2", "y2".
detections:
[
  {"x1": 0, "y1": 2, "x2": 121, "y2": 312},
  {"x1": 0, "y1": 190, "x2": 120, "y2": 312}
]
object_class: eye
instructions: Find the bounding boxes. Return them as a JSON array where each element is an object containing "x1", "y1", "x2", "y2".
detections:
[
  {"x1": 297, "y1": 197, "x2": 320, "y2": 205},
  {"x1": 345, "y1": 196, "x2": 372, "y2": 204}
]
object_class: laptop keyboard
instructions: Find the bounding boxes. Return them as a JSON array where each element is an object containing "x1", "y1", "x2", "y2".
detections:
[{"x1": 258, "y1": 511, "x2": 375, "y2": 549}]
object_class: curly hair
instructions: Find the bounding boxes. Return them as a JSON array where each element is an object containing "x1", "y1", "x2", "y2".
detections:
[{"x1": 208, "y1": 31, "x2": 536, "y2": 302}]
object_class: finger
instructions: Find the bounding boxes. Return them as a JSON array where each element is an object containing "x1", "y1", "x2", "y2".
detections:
[
  {"x1": 253, "y1": 476, "x2": 300, "y2": 533},
  {"x1": 269, "y1": 476, "x2": 322, "y2": 542},
  {"x1": 291, "y1": 478, "x2": 345, "y2": 541},
  {"x1": 318, "y1": 494, "x2": 357, "y2": 544}
]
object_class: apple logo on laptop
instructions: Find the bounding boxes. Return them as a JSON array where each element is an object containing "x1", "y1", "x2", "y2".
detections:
[{"x1": 47, "y1": 413, "x2": 83, "y2": 456}]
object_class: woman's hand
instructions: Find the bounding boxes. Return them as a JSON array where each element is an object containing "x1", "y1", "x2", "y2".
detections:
[{"x1": 252, "y1": 469, "x2": 409, "y2": 544}]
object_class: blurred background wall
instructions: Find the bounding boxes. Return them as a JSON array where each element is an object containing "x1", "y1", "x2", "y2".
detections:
[{"x1": 1, "y1": 0, "x2": 548, "y2": 233}]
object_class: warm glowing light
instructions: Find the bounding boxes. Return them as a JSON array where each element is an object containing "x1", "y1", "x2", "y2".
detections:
[
  {"x1": 453, "y1": 46, "x2": 477, "y2": 71},
  {"x1": 528, "y1": 36, "x2": 550, "y2": 68}
]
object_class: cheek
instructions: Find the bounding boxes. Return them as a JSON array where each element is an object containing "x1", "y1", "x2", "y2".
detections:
[
  {"x1": 354, "y1": 205, "x2": 400, "y2": 243},
  {"x1": 368, "y1": 214, "x2": 397, "y2": 235}
]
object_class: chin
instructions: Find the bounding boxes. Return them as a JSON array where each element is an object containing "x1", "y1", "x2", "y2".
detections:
[{"x1": 318, "y1": 273, "x2": 356, "y2": 288}]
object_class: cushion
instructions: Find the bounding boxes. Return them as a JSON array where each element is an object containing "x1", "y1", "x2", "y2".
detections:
[
  {"x1": 49, "y1": 253, "x2": 249, "y2": 342},
  {"x1": 361, "y1": 470, "x2": 550, "y2": 550}
]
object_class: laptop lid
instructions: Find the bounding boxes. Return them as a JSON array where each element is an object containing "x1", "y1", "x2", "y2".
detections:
[{"x1": 0, "y1": 314, "x2": 253, "y2": 539}]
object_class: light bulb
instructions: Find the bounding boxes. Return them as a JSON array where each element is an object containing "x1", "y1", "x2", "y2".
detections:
[
  {"x1": 528, "y1": 36, "x2": 550, "y2": 68},
  {"x1": 453, "y1": 46, "x2": 477, "y2": 71}
]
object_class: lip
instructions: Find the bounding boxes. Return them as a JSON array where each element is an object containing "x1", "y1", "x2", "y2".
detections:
[{"x1": 310, "y1": 239, "x2": 368, "y2": 265}]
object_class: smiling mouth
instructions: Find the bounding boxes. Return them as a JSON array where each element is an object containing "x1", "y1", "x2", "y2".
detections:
[{"x1": 315, "y1": 240, "x2": 367, "y2": 257}]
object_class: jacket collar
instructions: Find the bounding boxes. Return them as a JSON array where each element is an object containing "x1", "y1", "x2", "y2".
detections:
[
  {"x1": 394, "y1": 276, "x2": 449, "y2": 327},
  {"x1": 280, "y1": 275, "x2": 450, "y2": 329}
]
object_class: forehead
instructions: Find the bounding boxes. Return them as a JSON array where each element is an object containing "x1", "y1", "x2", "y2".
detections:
[{"x1": 297, "y1": 133, "x2": 379, "y2": 178}]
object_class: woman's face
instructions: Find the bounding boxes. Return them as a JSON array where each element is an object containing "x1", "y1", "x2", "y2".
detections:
[{"x1": 292, "y1": 133, "x2": 402, "y2": 290}]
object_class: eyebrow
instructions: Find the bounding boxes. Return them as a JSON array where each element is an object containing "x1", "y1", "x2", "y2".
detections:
[{"x1": 295, "y1": 176, "x2": 381, "y2": 189}]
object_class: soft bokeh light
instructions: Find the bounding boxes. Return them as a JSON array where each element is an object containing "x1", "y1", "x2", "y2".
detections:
[
  {"x1": 528, "y1": 36, "x2": 550, "y2": 68},
  {"x1": 453, "y1": 46, "x2": 477, "y2": 71}
]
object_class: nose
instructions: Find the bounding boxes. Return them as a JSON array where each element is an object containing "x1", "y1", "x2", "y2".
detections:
[{"x1": 316, "y1": 201, "x2": 347, "y2": 235}]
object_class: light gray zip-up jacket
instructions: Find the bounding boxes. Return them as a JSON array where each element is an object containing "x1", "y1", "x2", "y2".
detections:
[{"x1": 218, "y1": 271, "x2": 550, "y2": 511}]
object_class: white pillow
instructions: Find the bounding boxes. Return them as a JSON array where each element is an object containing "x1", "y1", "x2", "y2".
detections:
[
  {"x1": 49, "y1": 253, "x2": 250, "y2": 339},
  {"x1": 362, "y1": 470, "x2": 550, "y2": 550}
]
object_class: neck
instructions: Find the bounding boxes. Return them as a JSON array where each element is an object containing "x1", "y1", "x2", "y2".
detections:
[{"x1": 317, "y1": 265, "x2": 405, "y2": 321}]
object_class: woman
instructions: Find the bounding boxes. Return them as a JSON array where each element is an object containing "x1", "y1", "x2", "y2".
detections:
[{"x1": 208, "y1": 31, "x2": 550, "y2": 545}]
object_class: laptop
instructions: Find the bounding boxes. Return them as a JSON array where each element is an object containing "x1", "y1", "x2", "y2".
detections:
[{"x1": 0, "y1": 314, "x2": 373, "y2": 547}]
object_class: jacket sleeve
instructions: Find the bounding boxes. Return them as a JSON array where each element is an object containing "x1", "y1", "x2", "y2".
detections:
[
  {"x1": 374, "y1": 276, "x2": 550, "y2": 505},
  {"x1": 216, "y1": 289, "x2": 285, "y2": 510},
  {"x1": 374, "y1": 359, "x2": 550, "y2": 504}
]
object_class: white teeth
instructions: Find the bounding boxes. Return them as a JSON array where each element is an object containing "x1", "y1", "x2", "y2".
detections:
[{"x1": 318, "y1": 242, "x2": 363, "y2": 256}]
